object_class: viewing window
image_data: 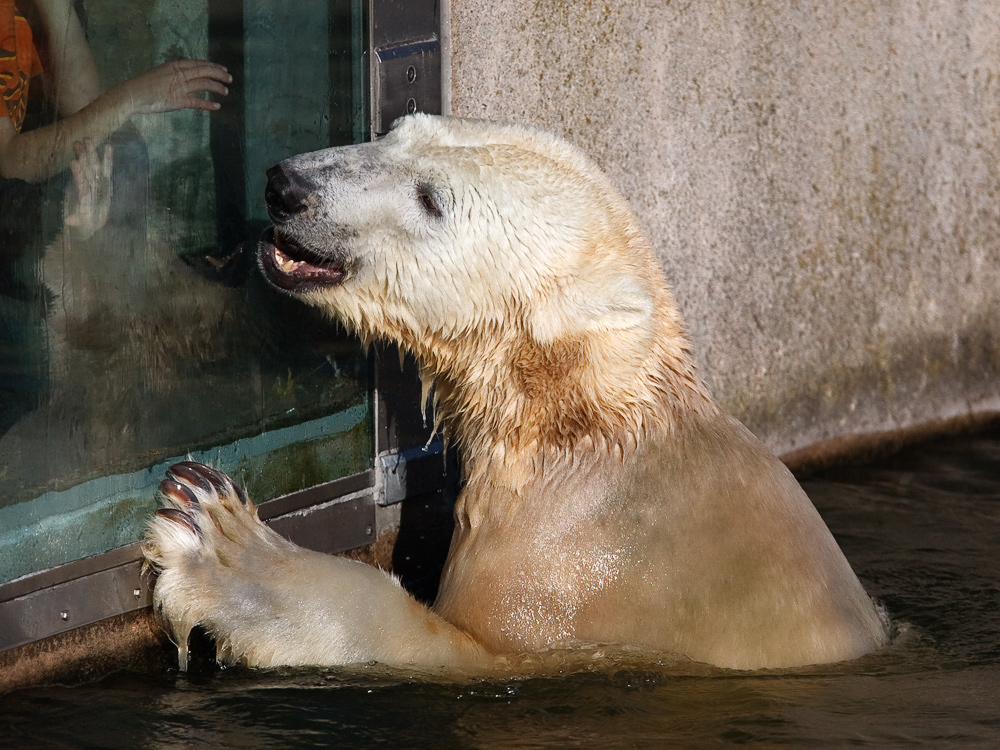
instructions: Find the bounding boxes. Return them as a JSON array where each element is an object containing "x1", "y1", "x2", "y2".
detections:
[{"x1": 0, "y1": 0, "x2": 370, "y2": 584}]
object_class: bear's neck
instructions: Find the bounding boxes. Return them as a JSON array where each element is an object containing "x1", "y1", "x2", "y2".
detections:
[{"x1": 408, "y1": 311, "x2": 714, "y2": 490}]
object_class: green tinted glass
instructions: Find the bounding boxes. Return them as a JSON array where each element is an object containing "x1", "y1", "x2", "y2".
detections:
[{"x1": 0, "y1": 0, "x2": 369, "y2": 584}]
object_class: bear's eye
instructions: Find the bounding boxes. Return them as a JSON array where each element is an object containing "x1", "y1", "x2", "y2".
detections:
[{"x1": 416, "y1": 184, "x2": 443, "y2": 219}]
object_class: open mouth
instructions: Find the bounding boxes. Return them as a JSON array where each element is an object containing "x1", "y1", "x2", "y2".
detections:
[{"x1": 258, "y1": 227, "x2": 346, "y2": 292}]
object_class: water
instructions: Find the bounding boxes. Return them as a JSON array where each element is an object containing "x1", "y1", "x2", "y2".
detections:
[{"x1": 3, "y1": 429, "x2": 999, "y2": 748}]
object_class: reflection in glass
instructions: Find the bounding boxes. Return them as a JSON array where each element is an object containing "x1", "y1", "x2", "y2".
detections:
[{"x1": 0, "y1": 0, "x2": 370, "y2": 583}]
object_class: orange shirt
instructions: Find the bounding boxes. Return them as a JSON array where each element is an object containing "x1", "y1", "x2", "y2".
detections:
[{"x1": 0, "y1": 0, "x2": 43, "y2": 133}]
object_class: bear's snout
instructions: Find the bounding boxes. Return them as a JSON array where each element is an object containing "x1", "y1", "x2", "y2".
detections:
[{"x1": 265, "y1": 164, "x2": 313, "y2": 223}]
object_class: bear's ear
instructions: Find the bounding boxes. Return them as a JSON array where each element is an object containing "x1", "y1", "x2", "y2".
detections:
[{"x1": 527, "y1": 274, "x2": 653, "y2": 345}]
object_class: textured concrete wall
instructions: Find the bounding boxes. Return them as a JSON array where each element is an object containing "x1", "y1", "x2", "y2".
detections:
[{"x1": 446, "y1": 0, "x2": 1000, "y2": 456}]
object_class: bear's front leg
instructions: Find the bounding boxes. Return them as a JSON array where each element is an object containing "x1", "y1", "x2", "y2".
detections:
[{"x1": 143, "y1": 462, "x2": 492, "y2": 672}]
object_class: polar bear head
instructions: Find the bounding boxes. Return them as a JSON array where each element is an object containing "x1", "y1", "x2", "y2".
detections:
[
  {"x1": 258, "y1": 114, "x2": 676, "y2": 345},
  {"x1": 258, "y1": 115, "x2": 698, "y2": 459}
]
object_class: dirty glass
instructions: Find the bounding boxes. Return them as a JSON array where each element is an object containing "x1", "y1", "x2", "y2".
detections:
[{"x1": 0, "y1": 0, "x2": 369, "y2": 584}]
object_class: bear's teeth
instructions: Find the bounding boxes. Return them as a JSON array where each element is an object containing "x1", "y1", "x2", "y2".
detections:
[{"x1": 274, "y1": 248, "x2": 301, "y2": 273}]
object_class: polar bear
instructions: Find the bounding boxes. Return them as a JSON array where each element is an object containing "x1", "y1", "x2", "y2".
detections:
[{"x1": 144, "y1": 114, "x2": 890, "y2": 672}]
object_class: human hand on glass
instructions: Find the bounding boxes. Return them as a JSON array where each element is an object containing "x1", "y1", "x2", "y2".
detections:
[
  {"x1": 110, "y1": 60, "x2": 232, "y2": 115},
  {"x1": 64, "y1": 138, "x2": 113, "y2": 241},
  {"x1": 0, "y1": 56, "x2": 230, "y2": 184}
]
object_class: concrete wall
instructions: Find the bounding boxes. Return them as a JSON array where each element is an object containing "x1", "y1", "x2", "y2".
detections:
[{"x1": 446, "y1": 0, "x2": 1000, "y2": 456}]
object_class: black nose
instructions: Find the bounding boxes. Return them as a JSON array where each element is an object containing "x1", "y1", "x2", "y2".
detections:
[{"x1": 265, "y1": 164, "x2": 311, "y2": 222}]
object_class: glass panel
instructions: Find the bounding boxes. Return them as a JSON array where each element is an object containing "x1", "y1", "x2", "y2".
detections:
[{"x1": 0, "y1": 0, "x2": 370, "y2": 584}]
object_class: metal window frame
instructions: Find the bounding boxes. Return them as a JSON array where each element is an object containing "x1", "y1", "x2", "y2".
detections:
[{"x1": 0, "y1": 0, "x2": 447, "y2": 656}]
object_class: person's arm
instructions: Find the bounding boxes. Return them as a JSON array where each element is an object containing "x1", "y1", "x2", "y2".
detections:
[
  {"x1": 0, "y1": 59, "x2": 231, "y2": 183},
  {"x1": 32, "y1": 0, "x2": 101, "y2": 115}
]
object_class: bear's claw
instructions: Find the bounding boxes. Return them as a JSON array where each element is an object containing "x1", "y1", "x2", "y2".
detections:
[
  {"x1": 159, "y1": 478, "x2": 200, "y2": 509},
  {"x1": 154, "y1": 507, "x2": 201, "y2": 536},
  {"x1": 166, "y1": 461, "x2": 249, "y2": 506},
  {"x1": 165, "y1": 462, "x2": 216, "y2": 495}
]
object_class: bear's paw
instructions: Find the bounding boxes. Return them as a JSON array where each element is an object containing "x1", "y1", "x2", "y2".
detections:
[{"x1": 144, "y1": 462, "x2": 292, "y2": 670}]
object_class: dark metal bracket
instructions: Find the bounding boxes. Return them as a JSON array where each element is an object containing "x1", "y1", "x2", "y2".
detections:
[
  {"x1": 369, "y1": 0, "x2": 441, "y2": 138},
  {"x1": 372, "y1": 38, "x2": 441, "y2": 136}
]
